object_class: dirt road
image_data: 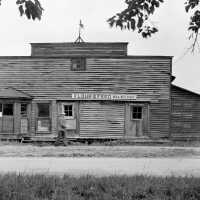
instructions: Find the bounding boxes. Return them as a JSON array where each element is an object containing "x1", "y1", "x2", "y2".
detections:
[
  {"x1": 0, "y1": 157, "x2": 200, "y2": 177},
  {"x1": 0, "y1": 145, "x2": 200, "y2": 157}
]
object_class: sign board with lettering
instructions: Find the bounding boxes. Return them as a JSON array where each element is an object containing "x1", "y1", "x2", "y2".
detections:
[{"x1": 72, "y1": 93, "x2": 137, "y2": 101}]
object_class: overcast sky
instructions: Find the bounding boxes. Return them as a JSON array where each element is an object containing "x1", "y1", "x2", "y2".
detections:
[{"x1": 0, "y1": 0, "x2": 199, "y2": 93}]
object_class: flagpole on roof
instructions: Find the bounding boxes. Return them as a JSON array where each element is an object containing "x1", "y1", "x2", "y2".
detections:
[{"x1": 75, "y1": 20, "x2": 85, "y2": 43}]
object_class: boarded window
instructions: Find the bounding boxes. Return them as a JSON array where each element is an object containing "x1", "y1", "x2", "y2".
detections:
[
  {"x1": 71, "y1": 58, "x2": 86, "y2": 71},
  {"x1": 3, "y1": 104, "x2": 13, "y2": 116},
  {"x1": 131, "y1": 106, "x2": 142, "y2": 120}
]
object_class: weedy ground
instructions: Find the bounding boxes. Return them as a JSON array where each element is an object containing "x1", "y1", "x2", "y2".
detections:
[
  {"x1": 0, "y1": 174, "x2": 200, "y2": 200},
  {"x1": 0, "y1": 142, "x2": 200, "y2": 157}
]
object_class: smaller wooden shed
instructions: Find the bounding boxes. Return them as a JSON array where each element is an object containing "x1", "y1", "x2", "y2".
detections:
[{"x1": 171, "y1": 84, "x2": 200, "y2": 140}]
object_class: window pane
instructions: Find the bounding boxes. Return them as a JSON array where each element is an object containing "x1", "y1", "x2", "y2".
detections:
[
  {"x1": 133, "y1": 107, "x2": 138, "y2": 113},
  {"x1": 3, "y1": 104, "x2": 13, "y2": 116},
  {"x1": 64, "y1": 105, "x2": 73, "y2": 117},
  {"x1": 71, "y1": 58, "x2": 86, "y2": 71},
  {"x1": 138, "y1": 113, "x2": 142, "y2": 119},
  {"x1": 21, "y1": 104, "x2": 28, "y2": 117},
  {"x1": 38, "y1": 103, "x2": 50, "y2": 117},
  {"x1": 132, "y1": 106, "x2": 142, "y2": 119},
  {"x1": 132, "y1": 113, "x2": 138, "y2": 119},
  {"x1": 138, "y1": 107, "x2": 142, "y2": 114},
  {"x1": 69, "y1": 111, "x2": 72, "y2": 116}
]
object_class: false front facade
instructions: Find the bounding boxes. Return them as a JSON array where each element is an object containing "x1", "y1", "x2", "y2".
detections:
[{"x1": 0, "y1": 42, "x2": 173, "y2": 140}]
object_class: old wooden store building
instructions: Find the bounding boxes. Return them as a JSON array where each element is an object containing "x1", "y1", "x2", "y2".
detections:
[{"x1": 0, "y1": 41, "x2": 199, "y2": 141}]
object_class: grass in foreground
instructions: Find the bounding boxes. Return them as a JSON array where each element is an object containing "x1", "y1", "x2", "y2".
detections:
[{"x1": 0, "y1": 174, "x2": 200, "y2": 200}]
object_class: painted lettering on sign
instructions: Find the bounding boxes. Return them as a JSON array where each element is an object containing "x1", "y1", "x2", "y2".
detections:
[{"x1": 72, "y1": 93, "x2": 137, "y2": 100}]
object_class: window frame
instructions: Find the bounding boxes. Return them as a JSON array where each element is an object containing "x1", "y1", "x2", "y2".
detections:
[
  {"x1": 70, "y1": 58, "x2": 86, "y2": 71},
  {"x1": 61, "y1": 103, "x2": 74, "y2": 119},
  {"x1": 130, "y1": 105, "x2": 143, "y2": 120}
]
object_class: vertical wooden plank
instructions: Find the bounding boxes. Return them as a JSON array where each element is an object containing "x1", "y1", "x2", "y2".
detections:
[
  {"x1": 30, "y1": 101, "x2": 36, "y2": 136},
  {"x1": 51, "y1": 100, "x2": 57, "y2": 136},
  {"x1": 75, "y1": 101, "x2": 80, "y2": 135},
  {"x1": 14, "y1": 102, "x2": 20, "y2": 135},
  {"x1": 136, "y1": 121, "x2": 143, "y2": 137},
  {"x1": 27, "y1": 103, "x2": 31, "y2": 135},
  {"x1": 123, "y1": 103, "x2": 126, "y2": 137},
  {"x1": 142, "y1": 104, "x2": 149, "y2": 136}
]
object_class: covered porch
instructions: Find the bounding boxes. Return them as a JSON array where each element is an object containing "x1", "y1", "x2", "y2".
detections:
[{"x1": 0, "y1": 87, "x2": 32, "y2": 139}]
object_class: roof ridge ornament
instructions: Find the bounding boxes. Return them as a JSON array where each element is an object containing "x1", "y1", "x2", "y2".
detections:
[{"x1": 75, "y1": 20, "x2": 85, "y2": 43}]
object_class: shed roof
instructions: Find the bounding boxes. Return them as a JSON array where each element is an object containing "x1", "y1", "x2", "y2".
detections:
[
  {"x1": 0, "y1": 87, "x2": 32, "y2": 99},
  {"x1": 172, "y1": 84, "x2": 200, "y2": 96}
]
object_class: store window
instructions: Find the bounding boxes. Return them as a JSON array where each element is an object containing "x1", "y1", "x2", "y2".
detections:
[
  {"x1": 131, "y1": 106, "x2": 143, "y2": 120},
  {"x1": 71, "y1": 58, "x2": 86, "y2": 71},
  {"x1": 37, "y1": 103, "x2": 50, "y2": 133},
  {"x1": 0, "y1": 103, "x2": 14, "y2": 116}
]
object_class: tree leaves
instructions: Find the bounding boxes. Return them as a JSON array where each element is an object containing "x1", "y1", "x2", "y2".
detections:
[
  {"x1": 16, "y1": 0, "x2": 44, "y2": 20},
  {"x1": 189, "y1": 10, "x2": 200, "y2": 33},
  {"x1": 184, "y1": 0, "x2": 200, "y2": 51},
  {"x1": 107, "y1": 0, "x2": 164, "y2": 38},
  {"x1": 185, "y1": 0, "x2": 200, "y2": 12},
  {"x1": 107, "y1": 0, "x2": 200, "y2": 51}
]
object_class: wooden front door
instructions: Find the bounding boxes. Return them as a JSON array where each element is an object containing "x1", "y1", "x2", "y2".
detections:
[
  {"x1": 125, "y1": 104, "x2": 149, "y2": 137},
  {"x1": 0, "y1": 103, "x2": 14, "y2": 133},
  {"x1": 57, "y1": 102, "x2": 78, "y2": 137}
]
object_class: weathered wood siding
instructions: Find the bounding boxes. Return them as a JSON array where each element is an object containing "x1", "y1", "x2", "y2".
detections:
[
  {"x1": 31, "y1": 43, "x2": 128, "y2": 57},
  {"x1": 171, "y1": 85, "x2": 200, "y2": 139},
  {"x1": 79, "y1": 102, "x2": 125, "y2": 138},
  {"x1": 0, "y1": 56, "x2": 171, "y2": 138}
]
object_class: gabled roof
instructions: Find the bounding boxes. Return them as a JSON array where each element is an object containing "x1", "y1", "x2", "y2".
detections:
[{"x1": 0, "y1": 87, "x2": 32, "y2": 99}]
